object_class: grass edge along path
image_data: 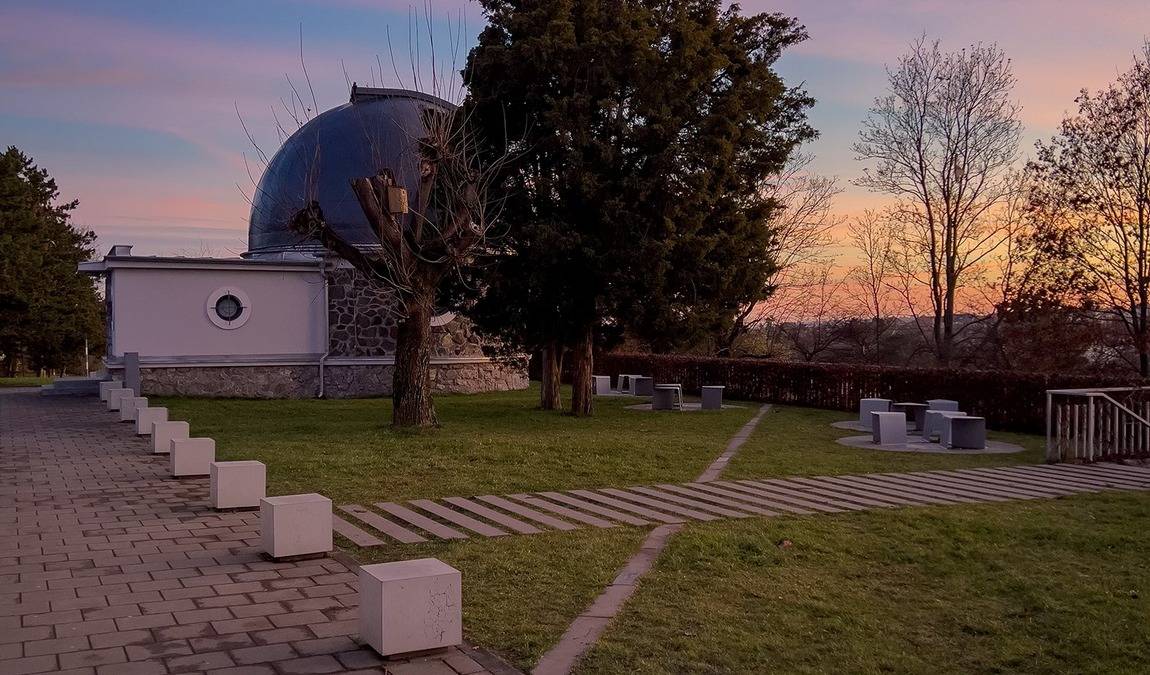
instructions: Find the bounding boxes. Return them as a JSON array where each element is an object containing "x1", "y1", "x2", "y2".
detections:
[{"x1": 531, "y1": 404, "x2": 773, "y2": 675}]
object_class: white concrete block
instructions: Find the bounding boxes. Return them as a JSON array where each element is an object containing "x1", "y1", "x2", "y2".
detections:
[
  {"x1": 98, "y1": 381, "x2": 119, "y2": 401},
  {"x1": 135, "y1": 407, "x2": 168, "y2": 435},
  {"x1": 260, "y1": 494, "x2": 333, "y2": 559},
  {"x1": 359, "y1": 558, "x2": 462, "y2": 657},
  {"x1": 106, "y1": 387, "x2": 131, "y2": 411},
  {"x1": 210, "y1": 461, "x2": 266, "y2": 510},
  {"x1": 119, "y1": 397, "x2": 148, "y2": 422},
  {"x1": 170, "y1": 437, "x2": 215, "y2": 477},
  {"x1": 701, "y1": 385, "x2": 725, "y2": 410},
  {"x1": 592, "y1": 375, "x2": 612, "y2": 395},
  {"x1": 859, "y1": 398, "x2": 891, "y2": 429},
  {"x1": 153, "y1": 421, "x2": 189, "y2": 454},
  {"x1": 871, "y1": 411, "x2": 907, "y2": 446},
  {"x1": 927, "y1": 399, "x2": 960, "y2": 411},
  {"x1": 923, "y1": 410, "x2": 966, "y2": 442}
]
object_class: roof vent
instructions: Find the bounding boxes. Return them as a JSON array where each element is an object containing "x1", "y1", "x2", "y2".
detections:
[{"x1": 109, "y1": 244, "x2": 133, "y2": 257}]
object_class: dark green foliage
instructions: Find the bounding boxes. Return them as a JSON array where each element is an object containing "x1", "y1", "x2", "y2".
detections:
[
  {"x1": 459, "y1": 0, "x2": 815, "y2": 354},
  {"x1": 0, "y1": 146, "x2": 103, "y2": 374}
]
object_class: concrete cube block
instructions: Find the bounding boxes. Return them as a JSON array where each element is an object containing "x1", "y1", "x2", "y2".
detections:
[
  {"x1": 701, "y1": 385, "x2": 725, "y2": 410},
  {"x1": 210, "y1": 461, "x2": 266, "y2": 510},
  {"x1": 948, "y1": 416, "x2": 987, "y2": 449},
  {"x1": 98, "y1": 380, "x2": 119, "y2": 401},
  {"x1": 135, "y1": 407, "x2": 168, "y2": 435},
  {"x1": 260, "y1": 494, "x2": 333, "y2": 559},
  {"x1": 859, "y1": 398, "x2": 891, "y2": 429},
  {"x1": 359, "y1": 558, "x2": 462, "y2": 657},
  {"x1": 923, "y1": 410, "x2": 966, "y2": 442},
  {"x1": 153, "y1": 421, "x2": 189, "y2": 454},
  {"x1": 927, "y1": 399, "x2": 960, "y2": 411},
  {"x1": 119, "y1": 397, "x2": 148, "y2": 422},
  {"x1": 106, "y1": 387, "x2": 132, "y2": 411},
  {"x1": 592, "y1": 375, "x2": 612, "y2": 395},
  {"x1": 170, "y1": 437, "x2": 215, "y2": 477},
  {"x1": 892, "y1": 402, "x2": 929, "y2": 431},
  {"x1": 633, "y1": 376, "x2": 655, "y2": 396},
  {"x1": 871, "y1": 411, "x2": 907, "y2": 446}
]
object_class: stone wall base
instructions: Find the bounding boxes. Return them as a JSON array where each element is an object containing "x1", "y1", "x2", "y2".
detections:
[{"x1": 140, "y1": 360, "x2": 529, "y2": 399}]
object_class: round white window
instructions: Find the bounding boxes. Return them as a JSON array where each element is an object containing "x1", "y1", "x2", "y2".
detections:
[{"x1": 206, "y1": 287, "x2": 252, "y2": 329}]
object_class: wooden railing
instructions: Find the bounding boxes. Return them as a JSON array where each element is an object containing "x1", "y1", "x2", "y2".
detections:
[{"x1": 1046, "y1": 387, "x2": 1150, "y2": 462}]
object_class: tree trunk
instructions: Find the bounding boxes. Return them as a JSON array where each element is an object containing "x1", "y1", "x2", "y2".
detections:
[
  {"x1": 540, "y1": 340, "x2": 563, "y2": 410},
  {"x1": 392, "y1": 277, "x2": 438, "y2": 428},
  {"x1": 569, "y1": 326, "x2": 594, "y2": 417}
]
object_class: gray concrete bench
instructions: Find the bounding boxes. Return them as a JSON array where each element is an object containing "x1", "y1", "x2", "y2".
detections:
[
  {"x1": 859, "y1": 398, "x2": 892, "y2": 430},
  {"x1": 871, "y1": 411, "x2": 907, "y2": 446},
  {"x1": 701, "y1": 385, "x2": 725, "y2": 410}
]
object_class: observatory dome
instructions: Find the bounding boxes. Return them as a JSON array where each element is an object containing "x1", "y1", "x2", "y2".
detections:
[{"x1": 246, "y1": 86, "x2": 454, "y2": 258}]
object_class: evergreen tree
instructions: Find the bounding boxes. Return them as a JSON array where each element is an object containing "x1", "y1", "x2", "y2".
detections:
[
  {"x1": 0, "y1": 146, "x2": 103, "y2": 375},
  {"x1": 462, "y1": 0, "x2": 814, "y2": 414}
]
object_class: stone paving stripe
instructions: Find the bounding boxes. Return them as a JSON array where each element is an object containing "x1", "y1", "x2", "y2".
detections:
[
  {"x1": 982, "y1": 466, "x2": 1110, "y2": 491},
  {"x1": 654, "y1": 484, "x2": 780, "y2": 516},
  {"x1": 946, "y1": 468, "x2": 1082, "y2": 496},
  {"x1": 372, "y1": 502, "x2": 468, "y2": 540},
  {"x1": 745, "y1": 479, "x2": 887, "y2": 510},
  {"x1": 506, "y1": 494, "x2": 619, "y2": 529},
  {"x1": 720, "y1": 480, "x2": 853, "y2": 513},
  {"x1": 330, "y1": 514, "x2": 384, "y2": 547},
  {"x1": 695, "y1": 404, "x2": 772, "y2": 483},
  {"x1": 864, "y1": 473, "x2": 1015, "y2": 502},
  {"x1": 816, "y1": 475, "x2": 964, "y2": 505},
  {"x1": 626, "y1": 486, "x2": 756, "y2": 519},
  {"x1": 1072, "y1": 464, "x2": 1150, "y2": 482},
  {"x1": 595, "y1": 488, "x2": 721, "y2": 521},
  {"x1": 442, "y1": 497, "x2": 543, "y2": 535},
  {"x1": 824, "y1": 472, "x2": 985, "y2": 504},
  {"x1": 336, "y1": 504, "x2": 426, "y2": 544},
  {"x1": 908, "y1": 470, "x2": 1057, "y2": 500},
  {"x1": 1032, "y1": 465, "x2": 1149, "y2": 490},
  {"x1": 1099, "y1": 461, "x2": 1150, "y2": 476},
  {"x1": 565, "y1": 490, "x2": 683, "y2": 524},
  {"x1": 408, "y1": 499, "x2": 509, "y2": 537},
  {"x1": 687, "y1": 482, "x2": 815, "y2": 515},
  {"x1": 1044, "y1": 464, "x2": 1150, "y2": 487},
  {"x1": 475, "y1": 495, "x2": 581, "y2": 531},
  {"x1": 787, "y1": 476, "x2": 937, "y2": 507}
]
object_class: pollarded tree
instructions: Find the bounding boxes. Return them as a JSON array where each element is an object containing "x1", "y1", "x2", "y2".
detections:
[
  {"x1": 463, "y1": 0, "x2": 815, "y2": 415},
  {"x1": 854, "y1": 37, "x2": 1023, "y2": 365},
  {"x1": 0, "y1": 146, "x2": 103, "y2": 376},
  {"x1": 1027, "y1": 42, "x2": 1150, "y2": 374}
]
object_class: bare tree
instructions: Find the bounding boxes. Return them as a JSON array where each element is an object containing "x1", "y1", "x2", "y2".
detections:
[
  {"x1": 773, "y1": 262, "x2": 851, "y2": 362},
  {"x1": 846, "y1": 210, "x2": 897, "y2": 363},
  {"x1": 718, "y1": 153, "x2": 842, "y2": 355},
  {"x1": 291, "y1": 104, "x2": 507, "y2": 427},
  {"x1": 853, "y1": 36, "x2": 1023, "y2": 365}
]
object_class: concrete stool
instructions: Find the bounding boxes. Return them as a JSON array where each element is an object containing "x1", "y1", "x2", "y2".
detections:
[
  {"x1": 98, "y1": 380, "x2": 119, "y2": 401},
  {"x1": 618, "y1": 374, "x2": 642, "y2": 394},
  {"x1": 261, "y1": 494, "x2": 332, "y2": 560},
  {"x1": 858, "y1": 398, "x2": 891, "y2": 429},
  {"x1": 170, "y1": 438, "x2": 215, "y2": 477},
  {"x1": 153, "y1": 421, "x2": 189, "y2": 454},
  {"x1": 653, "y1": 384, "x2": 683, "y2": 410},
  {"x1": 701, "y1": 385, "x2": 725, "y2": 410},
  {"x1": 106, "y1": 387, "x2": 132, "y2": 411},
  {"x1": 871, "y1": 411, "x2": 907, "y2": 446},
  {"x1": 948, "y1": 416, "x2": 987, "y2": 449},
  {"x1": 892, "y1": 402, "x2": 929, "y2": 431},
  {"x1": 136, "y1": 407, "x2": 168, "y2": 435},
  {"x1": 633, "y1": 376, "x2": 655, "y2": 397},
  {"x1": 927, "y1": 399, "x2": 960, "y2": 411},
  {"x1": 592, "y1": 375, "x2": 612, "y2": 395},
  {"x1": 210, "y1": 461, "x2": 266, "y2": 509},
  {"x1": 119, "y1": 397, "x2": 148, "y2": 423},
  {"x1": 359, "y1": 558, "x2": 462, "y2": 657},
  {"x1": 923, "y1": 410, "x2": 966, "y2": 442}
]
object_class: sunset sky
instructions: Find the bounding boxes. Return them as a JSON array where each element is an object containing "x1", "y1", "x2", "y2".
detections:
[{"x1": 3, "y1": 0, "x2": 1149, "y2": 258}]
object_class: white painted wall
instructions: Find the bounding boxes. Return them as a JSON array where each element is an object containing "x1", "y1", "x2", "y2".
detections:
[{"x1": 109, "y1": 267, "x2": 325, "y2": 358}]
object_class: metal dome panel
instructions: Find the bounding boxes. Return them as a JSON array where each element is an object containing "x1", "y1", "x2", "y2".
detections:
[{"x1": 246, "y1": 87, "x2": 454, "y2": 257}]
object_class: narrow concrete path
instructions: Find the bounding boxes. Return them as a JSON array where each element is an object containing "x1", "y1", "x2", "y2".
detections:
[{"x1": 531, "y1": 404, "x2": 772, "y2": 675}]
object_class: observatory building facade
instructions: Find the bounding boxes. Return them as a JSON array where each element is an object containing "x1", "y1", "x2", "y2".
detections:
[{"x1": 80, "y1": 88, "x2": 527, "y2": 398}]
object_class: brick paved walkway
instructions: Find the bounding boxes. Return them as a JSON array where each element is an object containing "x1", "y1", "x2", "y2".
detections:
[{"x1": 0, "y1": 391, "x2": 517, "y2": 675}]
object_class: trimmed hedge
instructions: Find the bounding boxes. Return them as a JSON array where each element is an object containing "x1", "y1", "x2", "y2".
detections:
[{"x1": 595, "y1": 353, "x2": 1144, "y2": 433}]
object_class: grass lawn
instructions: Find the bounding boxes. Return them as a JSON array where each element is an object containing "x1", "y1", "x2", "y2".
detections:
[
  {"x1": 580, "y1": 490, "x2": 1150, "y2": 674},
  {"x1": 726, "y1": 404, "x2": 1045, "y2": 479},
  {"x1": 158, "y1": 385, "x2": 760, "y2": 503},
  {"x1": 0, "y1": 375, "x2": 50, "y2": 387},
  {"x1": 162, "y1": 388, "x2": 1139, "y2": 673}
]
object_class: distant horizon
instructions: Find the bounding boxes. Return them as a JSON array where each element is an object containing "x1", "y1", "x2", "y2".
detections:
[{"x1": 3, "y1": 1, "x2": 1149, "y2": 259}]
